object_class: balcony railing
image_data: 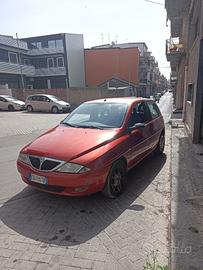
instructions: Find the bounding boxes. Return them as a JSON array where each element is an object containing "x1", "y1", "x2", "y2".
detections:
[
  {"x1": 28, "y1": 46, "x2": 64, "y2": 56},
  {"x1": 0, "y1": 61, "x2": 35, "y2": 75},
  {"x1": 34, "y1": 67, "x2": 66, "y2": 76},
  {"x1": 166, "y1": 38, "x2": 183, "y2": 55}
]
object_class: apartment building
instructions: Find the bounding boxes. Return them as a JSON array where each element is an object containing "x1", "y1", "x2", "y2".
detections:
[
  {"x1": 85, "y1": 43, "x2": 163, "y2": 97},
  {"x1": 165, "y1": 0, "x2": 203, "y2": 143},
  {"x1": 0, "y1": 33, "x2": 86, "y2": 90}
]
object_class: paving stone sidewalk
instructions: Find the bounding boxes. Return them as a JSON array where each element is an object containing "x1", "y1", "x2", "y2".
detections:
[
  {"x1": 170, "y1": 118, "x2": 203, "y2": 270},
  {"x1": 0, "y1": 111, "x2": 171, "y2": 270}
]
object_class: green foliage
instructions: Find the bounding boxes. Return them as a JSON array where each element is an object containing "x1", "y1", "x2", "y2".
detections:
[
  {"x1": 143, "y1": 250, "x2": 181, "y2": 270},
  {"x1": 188, "y1": 226, "x2": 198, "y2": 233}
]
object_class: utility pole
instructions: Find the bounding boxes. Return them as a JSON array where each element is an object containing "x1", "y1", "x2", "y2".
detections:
[
  {"x1": 16, "y1": 33, "x2": 25, "y2": 93},
  {"x1": 101, "y1": 33, "x2": 104, "y2": 45}
]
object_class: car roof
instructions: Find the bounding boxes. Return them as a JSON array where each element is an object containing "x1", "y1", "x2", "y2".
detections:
[
  {"x1": 84, "y1": 97, "x2": 148, "y2": 105},
  {"x1": 0, "y1": 95, "x2": 14, "y2": 98}
]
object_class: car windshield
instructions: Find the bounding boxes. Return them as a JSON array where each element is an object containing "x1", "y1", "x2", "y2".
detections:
[
  {"x1": 5, "y1": 96, "x2": 19, "y2": 101},
  {"x1": 62, "y1": 102, "x2": 128, "y2": 129},
  {"x1": 49, "y1": 96, "x2": 63, "y2": 102}
]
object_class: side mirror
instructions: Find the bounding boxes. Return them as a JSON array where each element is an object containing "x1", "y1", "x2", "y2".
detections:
[{"x1": 129, "y1": 123, "x2": 145, "y2": 131}]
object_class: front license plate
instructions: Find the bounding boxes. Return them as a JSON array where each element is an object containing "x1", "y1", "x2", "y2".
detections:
[{"x1": 29, "y1": 173, "x2": 48, "y2": 185}]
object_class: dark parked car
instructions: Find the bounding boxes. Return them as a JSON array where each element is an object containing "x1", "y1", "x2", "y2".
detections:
[{"x1": 17, "y1": 97, "x2": 165, "y2": 198}]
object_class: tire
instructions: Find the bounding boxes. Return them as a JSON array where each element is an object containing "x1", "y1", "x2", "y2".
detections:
[
  {"x1": 8, "y1": 105, "x2": 14, "y2": 111},
  {"x1": 101, "y1": 160, "x2": 127, "y2": 198},
  {"x1": 27, "y1": 105, "x2": 33, "y2": 112},
  {"x1": 153, "y1": 132, "x2": 165, "y2": 155},
  {"x1": 52, "y1": 106, "x2": 58, "y2": 114}
]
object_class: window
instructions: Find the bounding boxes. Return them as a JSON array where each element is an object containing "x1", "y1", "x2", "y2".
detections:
[
  {"x1": 31, "y1": 42, "x2": 42, "y2": 49},
  {"x1": 187, "y1": 83, "x2": 194, "y2": 105},
  {"x1": 146, "y1": 100, "x2": 161, "y2": 120},
  {"x1": 48, "y1": 39, "x2": 63, "y2": 48},
  {"x1": 40, "y1": 62, "x2": 44, "y2": 68},
  {"x1": 57, "y1": 57, "x2": 64, "y2": 67},
  {"x1": 129, "y1": 102, "x2": 148, "y2": 127},
  {"x1": 34, "y1": 61, "x2": 39, "y2": 69},
  {"x1": 48, "y1": 40, "x2": 55, "y2": 48},
  {"x1": 8, "y1": 52, "x2": 18, "y2": 64},
  {"x1": 56, "y1": 39, "x2": 63, "y2": 48},
  {"x1": 24, "y1": 59, "x2": 30, "y2": 65},
  {"x1": 47, "y1": 58, "x2": 54, "y2": 68}
]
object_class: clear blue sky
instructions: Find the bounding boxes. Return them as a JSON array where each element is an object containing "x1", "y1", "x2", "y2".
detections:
[{"x1": 1, "y1": 0, "x2": 171, "y2": 78}]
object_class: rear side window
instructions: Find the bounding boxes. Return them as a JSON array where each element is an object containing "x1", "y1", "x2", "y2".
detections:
[{"x1": 146, "y1": 101, "x2": 161, "y2": 120}]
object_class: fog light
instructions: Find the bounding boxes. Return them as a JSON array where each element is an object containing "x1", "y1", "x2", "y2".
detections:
[{"x1": 74, "y1": 187, "x2": 88, "y2": 192}]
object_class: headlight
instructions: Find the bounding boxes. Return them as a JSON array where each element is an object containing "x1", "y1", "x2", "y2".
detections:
[
  {"x1": 18, "y1": 153, "x2": 30, "y2": 165},
  {"x1": 56, "y1": 162, "x2": 91, "y2": 173}
]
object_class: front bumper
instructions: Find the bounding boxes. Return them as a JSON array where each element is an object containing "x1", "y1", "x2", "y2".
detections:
[{"x1": 17, "y1": 159, "x2": 110, "y2": 196}]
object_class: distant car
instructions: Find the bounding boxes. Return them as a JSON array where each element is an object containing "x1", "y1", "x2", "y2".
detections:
[
  {"x1": 154, "y1": 93, "x2": 161, "y2": 102},
  {"x1": 0, "y1": 95, "x2": 25, "y2": 111},
  {"x1": 17, "y1": 97, "x2": 165, "y2": 198},
  {"x1": 25, "y1": 94, "x2": 71, "y2": 113}
]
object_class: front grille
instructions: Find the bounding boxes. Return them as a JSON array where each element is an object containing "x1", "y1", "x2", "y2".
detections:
[{"x1": 28, "y1": 155, "x2": 63, "y2": 171}]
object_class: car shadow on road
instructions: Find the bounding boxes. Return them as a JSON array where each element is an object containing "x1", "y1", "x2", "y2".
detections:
[{"x1": 0, "y1": 153, "x2": 167, "y2": 247}]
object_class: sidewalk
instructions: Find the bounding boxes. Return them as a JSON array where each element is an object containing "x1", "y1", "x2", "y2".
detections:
[{"x1": 170, "y1": 115, "x2": 203, "y2": 270}]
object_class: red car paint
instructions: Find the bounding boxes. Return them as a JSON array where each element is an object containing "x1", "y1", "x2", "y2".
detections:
[{"x1": 17, "y1": 97, "x2": 165, "y2": 197}]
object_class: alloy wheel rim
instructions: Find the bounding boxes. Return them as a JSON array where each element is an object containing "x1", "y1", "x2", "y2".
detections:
[{"x1": 111, "y1": 166, "x2": 125, "y2": 193}]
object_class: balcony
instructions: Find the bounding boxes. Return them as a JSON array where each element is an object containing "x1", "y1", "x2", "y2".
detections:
[
  {"x1": 166, "y1": 38, "x2": 185, "y2": 69},
  {"x1": 34, "y1": 67, "x2": 66, "y2": 76},
  {"x1": 28, "y1": 46, "x2": 64, "y2": 56},
  {"x1": 0, "y1": 60, "x2": 35, "y2": 75}
]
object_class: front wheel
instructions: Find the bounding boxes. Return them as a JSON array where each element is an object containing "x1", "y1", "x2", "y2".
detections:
[
  {"x1": 153, "y1": 133, "x2": 165, "y2": 155},
  {"x1": 27, "y1": 105, "x2": 33, "y2": 112},
  {"x1": 8, "y1": 105, "x2": 14, "y2": 111},
  {"x1": 101, "y1": 160, "x2": 127, "y2": 198},
  {"x1": 52, "y1": 106, "x2": 58, "y2": 113}
]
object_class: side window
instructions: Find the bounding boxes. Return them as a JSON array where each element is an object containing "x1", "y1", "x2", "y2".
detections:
[
  {"x1": 129, "y1": 102, "x2": 149, "y2": 127},
  {"x1": 146, "y1": 101, "x2": 161, "y2": 120},
  {"x1": 0, "y1": 97, "x2": 5, "y2": 102}
]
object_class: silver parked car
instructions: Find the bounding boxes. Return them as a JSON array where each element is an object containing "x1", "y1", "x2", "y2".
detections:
[
  {"x1": 25, "y1": 94, "x2": 71, "y2": 113},
  {"x1": 0, "y1": 95, "x2": 25, "y2": 111}
]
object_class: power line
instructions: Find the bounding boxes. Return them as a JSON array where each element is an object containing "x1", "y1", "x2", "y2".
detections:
[{"x1": 144, "y1": 0, "x2": 164, "y2": 6}]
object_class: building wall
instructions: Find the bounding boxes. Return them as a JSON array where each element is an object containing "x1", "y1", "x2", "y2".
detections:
[
  {"x1": 85, "y1": 48, "x2": 139, "y2": 87},
  {"x1": 186, "y1": 38, "x2": 200, "y2": 135},
  {"x1": 176, "y1": 56, "x2": 186, "y2": 110},
  {"x1": 65, "y1": 34, "x2": 86, "y2": 88}
]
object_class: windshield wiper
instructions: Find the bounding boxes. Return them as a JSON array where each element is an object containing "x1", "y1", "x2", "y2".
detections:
[
  {"x1": 77, "y1": 125, "x2": 104, "y2": 130},
  {"x1": 62, "y1": 122, "x2": 79, "y2": 128}
]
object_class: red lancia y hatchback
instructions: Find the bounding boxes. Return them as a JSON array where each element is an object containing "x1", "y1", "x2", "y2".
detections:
[{"x1": 17, "y1": 98, "x2": 165, "y2": 198}]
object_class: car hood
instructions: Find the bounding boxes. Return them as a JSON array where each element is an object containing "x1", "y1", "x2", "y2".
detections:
[
  {"x1": 56, "y1": 101, "x2": 70, "y2": 106},
  {"x1": 24, "y1": 125, "x2": 119, "y2": 161},
  {"x1": 12, "y1": 100, "x2": 25, "y2": 105}
]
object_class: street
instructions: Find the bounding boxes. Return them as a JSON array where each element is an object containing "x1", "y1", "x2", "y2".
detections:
[{"x1": 0, "y1": 94, "x2": 172, "y2": 270}]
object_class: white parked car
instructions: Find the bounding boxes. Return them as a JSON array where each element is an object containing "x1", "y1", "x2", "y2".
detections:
[
  {"x1": 25, "y1": 94, "x2": 71, "y2": 113},
  {"x1": 0, "y1": 95, "x2": 25, "y2": 111}
]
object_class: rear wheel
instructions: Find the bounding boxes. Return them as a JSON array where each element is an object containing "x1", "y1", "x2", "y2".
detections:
[
  {"x1": 52, "y1": 106, "x2": 58, "y2": 114},
  {"x1": 153, "y1": 132, "x2": 165, "y2": 155},
  {"x1": 27, "y1": 105, "x2": 33, "y2": 112},
  {"x1": 8, "y1": 105, "x2": 14, "y2": 111},
  {"x1": 101, "y1": 160, "x2": 127, "y2": 198}
]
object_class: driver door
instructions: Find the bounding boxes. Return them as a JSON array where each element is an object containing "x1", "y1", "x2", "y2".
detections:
[{"x1": 127, "y1": 101, "x2": 154, "y2": 169}]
